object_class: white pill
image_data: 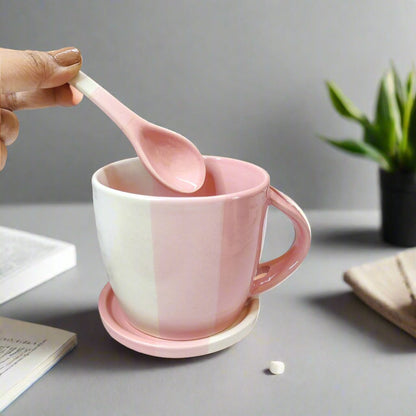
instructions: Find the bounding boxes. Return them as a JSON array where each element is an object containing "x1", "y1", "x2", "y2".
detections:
[{"x1": 269, "y1": 360, "x2": 285, "y2": 375}]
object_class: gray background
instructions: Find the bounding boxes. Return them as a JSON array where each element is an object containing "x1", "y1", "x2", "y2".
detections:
[{"x1": 1, "y1": 0, "x2": 415, "y2": 208}]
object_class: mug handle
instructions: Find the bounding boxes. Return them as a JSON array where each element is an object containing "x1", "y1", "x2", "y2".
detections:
[{"x1": 250, "y1": 186, "x2": 311, "y2": 296}]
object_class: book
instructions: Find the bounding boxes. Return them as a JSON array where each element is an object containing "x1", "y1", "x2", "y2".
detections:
[
  {"x1": 0, "y1": 317, "x2": 77, "y2": 411},
  {"x1": 344, "y1": 248, "x2": 416, "y2": 339},
  {"x1": 0, "y1": 226, "x2": 77, "y2": 304}
]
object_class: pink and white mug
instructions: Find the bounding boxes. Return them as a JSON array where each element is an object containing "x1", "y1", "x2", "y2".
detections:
[{"x1": 92, "y1": 156, "x2": 311, "y2": 340}]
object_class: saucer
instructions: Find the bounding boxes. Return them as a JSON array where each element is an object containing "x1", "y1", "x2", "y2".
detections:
[{"x1": 98, "y1": 283, "x2": 260, "y2": 358}]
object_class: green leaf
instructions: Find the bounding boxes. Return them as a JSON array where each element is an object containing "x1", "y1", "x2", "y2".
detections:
[
  {"x1": 363, "y1": 123, "x2": 381, "y2": 148},
  {"x1": 406, "y1": 66, "x2": 416, "y2": 96},
  {"x1": 326, "y1": 81, "x2": 369, "y2": 126},
  {"x1": 391, "y1": 62, "x2": 406, "y2": 117},
  {"x1": 399, "y1": 69, "x2": 416, "y2": 164},
  {"x1": 405, "y1": 93, "x2": 416, "y2": 170},
  {"x1": 408, "y1": 93, "x2": 416, "y2": 145},
  {"x1": 319, "y1": 136, "x2": 393, "y2": 170},
  {"x1": 374, "y1": 70, "x2": 402, "y2": 156}
]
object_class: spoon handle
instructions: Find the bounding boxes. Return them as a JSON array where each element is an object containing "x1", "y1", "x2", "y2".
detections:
[{"x1": 70, "y1": 71, "x2": 138, "y2": 134}]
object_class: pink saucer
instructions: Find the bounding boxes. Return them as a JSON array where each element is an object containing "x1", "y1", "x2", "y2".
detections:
[{"x1": 98, "y1": 283, "x2": 260, "y2": 359}]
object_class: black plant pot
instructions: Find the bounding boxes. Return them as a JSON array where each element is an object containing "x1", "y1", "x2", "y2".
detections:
[{"x1": 379, "y1": 169, "x2": 416, "y2": 247}]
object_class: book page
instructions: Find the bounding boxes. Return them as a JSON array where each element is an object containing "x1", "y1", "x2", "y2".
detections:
[
  {"x1": 0, "y1": 227, "x2": 76, "y2": 305},
  {"x1": 0, "y1": 336, "x2": 47, "y2": 377},
  {"x1": 0, "y1": 317, "x2": 77, "y2": 408},
  {"x1": 0, "y1": 227, "x2": 68, "y2": 281}
]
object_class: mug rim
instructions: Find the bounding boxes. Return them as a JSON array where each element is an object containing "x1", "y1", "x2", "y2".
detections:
[{"x1": 92, "y1": 155, "x2": 270, "y2": 202}]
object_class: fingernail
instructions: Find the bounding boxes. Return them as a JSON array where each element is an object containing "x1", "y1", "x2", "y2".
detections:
[{"x1": 49, "y1": 47, "x2": 81, "y2": 67}]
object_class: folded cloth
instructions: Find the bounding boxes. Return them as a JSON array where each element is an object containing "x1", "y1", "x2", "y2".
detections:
[{"x1": 344, "y1": 248, "x2": 416, "y2": 338}]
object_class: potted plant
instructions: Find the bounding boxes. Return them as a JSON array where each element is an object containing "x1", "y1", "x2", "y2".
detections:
[{"x1": 321, "y1": 64, "x2": 416, "y2": 246}]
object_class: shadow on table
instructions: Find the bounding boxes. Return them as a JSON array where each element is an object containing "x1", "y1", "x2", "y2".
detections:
[
  {"x1": 307, "y1": 291, "x2": 416, "y2": 353},
  {"x1": 311, "y1": 227, "x2": 387, "y2": 249},
  {"x1": 38, "y1": 309, "x2": 225, "y2": 372}
]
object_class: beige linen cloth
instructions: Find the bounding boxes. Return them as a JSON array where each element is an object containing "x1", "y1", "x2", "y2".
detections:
[{"x1": 344, "y1": 248, "x2": 416, "y2": 338}]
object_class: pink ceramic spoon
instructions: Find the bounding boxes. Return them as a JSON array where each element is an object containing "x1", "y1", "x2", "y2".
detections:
[{"x1": 70, "y1": 71, "x2": 206, "y2": 193}]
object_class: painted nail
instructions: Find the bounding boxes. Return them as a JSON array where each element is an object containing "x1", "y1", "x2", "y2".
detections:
[{"x1": 49, "y1": 47, "x2": 81, "y2": 67}]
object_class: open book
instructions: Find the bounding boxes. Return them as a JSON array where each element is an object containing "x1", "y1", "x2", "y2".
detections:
[
  {"x1": 0, "y1": 226, "x2": 77, "y2": 304},
  {"x1": 0, "y1": 317, "x2": 77, "y2": 411}
]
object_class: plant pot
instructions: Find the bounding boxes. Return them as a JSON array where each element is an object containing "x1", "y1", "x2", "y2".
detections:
[{"x1": 379, "y1": 169, "x2": 416, "y2": 247}]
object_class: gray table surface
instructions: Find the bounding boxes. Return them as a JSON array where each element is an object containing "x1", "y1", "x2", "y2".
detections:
[{"x1": 0, "y1": 204, "x2": 414, "y2": 415}]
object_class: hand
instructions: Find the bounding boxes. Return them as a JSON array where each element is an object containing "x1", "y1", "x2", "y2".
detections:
[{"x1": 0, "y1": 46, "x2": 83, "y2": 170}]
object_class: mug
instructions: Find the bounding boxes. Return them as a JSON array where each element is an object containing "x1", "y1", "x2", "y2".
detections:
[{"x1": 92, "y1": 156, "x2": 311, "y2": 340}]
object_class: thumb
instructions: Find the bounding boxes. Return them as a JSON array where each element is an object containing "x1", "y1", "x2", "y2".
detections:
[{"x1": 0, "y1": 47, "x2": 82, "y2": 93}]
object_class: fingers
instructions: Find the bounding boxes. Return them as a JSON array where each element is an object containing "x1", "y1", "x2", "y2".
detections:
[
  {"x1": 1, "y1": 84, "x2": 83, "y2": 111},
  {"x1": 0, "y1": 109, "x2": 19, "y2": 145},
  {"x1": 0, "y1": 47, "x2": 82, "y2": 93},
  {"x1": 0, "y1": 46, "x2": 83, "y2": 172},
  {"x1": 0, "y1": 109, "x2": 19, "y2": 171},
  {"x1": 0, "y1": 141, "x2": 6, "y2": 171}
]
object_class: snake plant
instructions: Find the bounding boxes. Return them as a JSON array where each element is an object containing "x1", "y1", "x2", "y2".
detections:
[{"x1": 321, "y1": 64, "x2": 416, "y2": 172}]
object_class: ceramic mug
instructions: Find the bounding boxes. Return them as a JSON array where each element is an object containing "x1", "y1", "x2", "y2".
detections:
[{"x1": 92, "y1": 156, "x2": 311, "y2": 340}]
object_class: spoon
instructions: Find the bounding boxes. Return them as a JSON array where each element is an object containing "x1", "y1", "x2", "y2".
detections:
[{"x1": 70, "y1": 71, "x2": 206, "y2": 193}]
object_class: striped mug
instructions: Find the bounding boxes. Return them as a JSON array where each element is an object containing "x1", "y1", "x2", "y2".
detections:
[{"x1": 92, "y1": 156, "x2": 311, "y2": 340}]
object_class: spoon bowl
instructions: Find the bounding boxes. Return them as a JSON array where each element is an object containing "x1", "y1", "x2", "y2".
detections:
[{"x1": 70, "y1": 71, "x2": 205, "y2": 193}]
